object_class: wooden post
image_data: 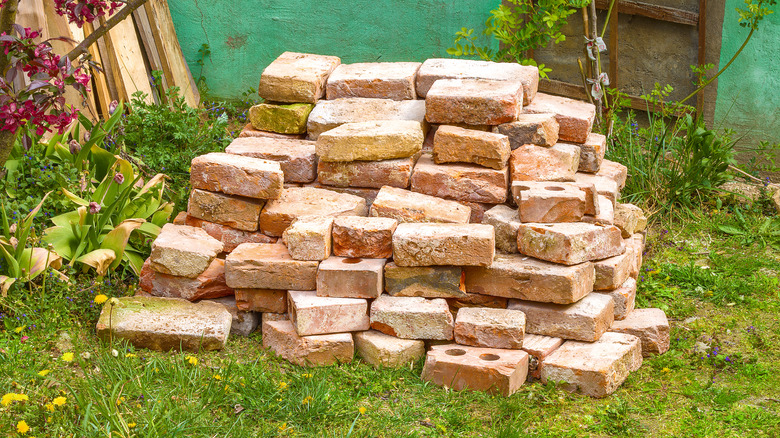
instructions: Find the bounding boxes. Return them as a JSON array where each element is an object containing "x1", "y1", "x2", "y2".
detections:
[
  {"x1": 609, "y1": 2, "x2": 618, "y2": 90},
  {"x1": 697, "y1": 0, "x2": 707, "y2": 115}
]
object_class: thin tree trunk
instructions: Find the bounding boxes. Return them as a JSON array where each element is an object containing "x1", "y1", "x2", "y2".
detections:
[
  {"x1": 0, "y1": 0, "x2": 20, "y2": 74},
  {"x1": 0, "y1": 130, "x2": 18, "y2": 167}
]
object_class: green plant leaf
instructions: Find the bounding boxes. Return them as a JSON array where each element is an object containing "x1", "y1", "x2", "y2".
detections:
[{"x1": 718, "y1": 225, "x2": 745, "y2": 235}]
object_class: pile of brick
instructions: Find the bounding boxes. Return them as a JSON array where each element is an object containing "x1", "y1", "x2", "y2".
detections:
[{"x1": 102, "y1": 52, "x2": 671, "y2": 399}]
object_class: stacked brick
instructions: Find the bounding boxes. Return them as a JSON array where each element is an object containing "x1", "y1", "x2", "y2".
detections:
[{"x1": 123, "y1": 52, "x2": 670, "y2": 399}]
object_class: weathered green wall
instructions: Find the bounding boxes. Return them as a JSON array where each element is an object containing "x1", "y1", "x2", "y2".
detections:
[
  {"x1": 714, "y1": 1, "x2": 780, "y2": 146},
  {"x1": 168, "y1": 0, "x2": 498, "y2": 99}
]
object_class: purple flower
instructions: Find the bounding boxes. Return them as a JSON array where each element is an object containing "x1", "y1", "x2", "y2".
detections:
[
  {"x1": 113, "y1": 173, "x2": 125, "y2": 185},
  {"x1": 108, "y1": 100, "x2": 119, "y2": 115},
  {"x1": 69, "y1": 139, "x2": 81, "y2": 154},
  {"x1": 89, "y1": 202, "x2": 101, "y2": 214}
]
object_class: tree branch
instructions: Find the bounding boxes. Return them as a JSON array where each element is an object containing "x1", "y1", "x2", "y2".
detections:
[
  {"x1": 0, "y1": 0, "x2": 20, "y2": 74},
  {"x1": 64, "y1": 0, "x2": 149, "y2": 62}
]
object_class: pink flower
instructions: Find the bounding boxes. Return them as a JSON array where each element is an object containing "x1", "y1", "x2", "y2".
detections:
[
  {"x1": 20, "y1": 336, "x2": 28, "y2": 343},
  {"x1": 113, "y1": 173, "x2": 125, "y2": 184},
  {"x1": 69, "y1": 140, "x2": 81, "y2": 154},
  {"x1": 89, "y1": 202, "x2": 101, "y2": 214}
]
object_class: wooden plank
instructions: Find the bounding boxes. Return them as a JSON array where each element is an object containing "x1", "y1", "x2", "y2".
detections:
[
  {"x1": 106, "y1": 14, "x2": 154, "y2": 103},
  {"x1": 98, "y1": 17, "x2": 128, "y2": 104},
  {"x1": 144, "y1": 0, "x2": 200, "y2": 107},
  {"x1": 82, "y1": 21, "x2": 112, "y2": 116},
  {"x1": 609, "y1": 2, "x2": 618, "y2": 90},
  {"x1": 696, "y1": 0, "x2": 707, "y2": 114},
  {"x1": 133, "y1": 6, "x2": 170, "y2": 92},
  {"x1": 594, "y1": 0, "x2": 698, "y2": 26}
]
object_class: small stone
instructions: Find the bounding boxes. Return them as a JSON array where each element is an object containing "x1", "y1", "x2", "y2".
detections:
[
  {"x1": 281, "y1": 216, "x2": 334, "y2": 261},
  {"x1": 288, "y1": 290, "x2": 369, "y2": 336},
  {"x1": 225, "y1": 243, "x2": 318, "y2": 290},
  {"x1": 425, "y1": 78, "x2": 523, "y2": 125},
  {"x1": 316, "y1": 120, "x2": 424, "y2": 162},
  {"x1": 597, "y1": 160, "x2": 628, "y2": 190},
  {"x1": 583, "y1": 195, "x2": 615, "y2": 225},
  {"x1": 188, "y1": 188, "x2": 264, "y2": 232},
  {"x1": 140, "y1": 258, "x2": 232, "y2": 301},
  {"x1": 149, "y1": 224, "x2": 223, "y2": 278},
  {"x1": 238, "y1": 123, "x2": 305, "y2": 140},
  {"x1": 332, "y1": 216, "x2": 397, "y2": 259},
  {"x1": 235, "y1": 288, "x2": 287, "y2": 313},
  {"x1": 317, "y1": 256, "x2": 385, "y2": 299},
  {"x1": 482, "y1": 205, "x2": 522, "y2": 253},
  {"x1": 384, "y1": 262, "x2": 465, "y2": 298},
  {"x1": 511, "y1": 181, "x2": 587, "y2": 223},
  {"x1": 614, "y1": 203, "x2": 647, "y2": 238},
  {"x1": 354, "y1": 330, "x2": 425, "y2": 368},
  {"x1": 494, "y1": 114, "x2": 559, "y2": 148},
  {"x1": 593, "y1": 251, "x2": 632, "y2": 291},
  {"x1": 522, "y1": 334, "x2": 563, "y2": 380},
  {"x1": 541, "y1": 332, "x2": 642, "y2": 398},
  {"x1": 370, "y1": 295, "x2": 453, "y2": 340},
  {"x1": 260, "y1": 187, "x2": 367, "y2": 237},
  {"x1": 225, "y1": 136, "x2": 317, "y2": 184},
  {"x1": 317, "y1": 155, "x2": 417, "y2": 189},
  {"x1": 248, "y1": 102, "x2": 313, "y2": 135},
  {"x1": 204, "y1": 296, "x2": 260, "y2": 337},
  {"x1": 509, "y1": 143, "x2": 580, "y2": 182},
  {"x1": 190, "y1": 153, "x2": 284, "y2": 200},
  {"x1": 432, "y1": 125, "x2": 510, "y2": 170},
  {"x1": 454, "y1": 307, "x2": 526, "y2": 349},
  {"x1": 393, "y1": 223, "x2": 495, "y2": 267},
  {"x1": 508, "y1": 293, "x2": 614, "y2": 342},
  {"x1": 594, "y1": 277, "x2": 637, "y2": 320},
  {"x1": 415, "y1": 58, "x2": 538, "y2": 105},
  {"x1": 609, "y1": 308, "x2": 670, "y2": 356},
  {"x1": 516, "y1": 222, "x2": 624, "y2": 265},
  {"x1": 262, "y1": 319, "x2": 354, "y2": 366},
  {"x1": 421, "y1": 344, "x2": 529, "y2": 396},
  {"x1": 179, "y1": 214, "x2": 276, "y2": 252},
  {"x1": 258, "y1": 51, "x2": 341, "y2": 104},
  {"x1": 326, "y1": 62, "x2": 421, "y2": 100},
  {"x1": 307, "y1": 98, "x2": 427, "y2": 140},
  {"x1": 465, "y1": 254, "x2": 594, "y2": 304},
  {"x1": 572, "y1": 133, "x2": 606, "y2": 173},
  {"x1": 573, "y1": 172, "x2": 620, "y2": 206},
  {"x1": 369, "y1": 186, "x2": 471, "y2": 224},
  {"x1": 411, "y1": 154, "x2": 509, "y2": 204},
  {"x1": 96, "y1": 296, "x2": 232, "y2": 351},
  {"x1": 523, "y1": 93, "x2": 596, "y2": 143}
]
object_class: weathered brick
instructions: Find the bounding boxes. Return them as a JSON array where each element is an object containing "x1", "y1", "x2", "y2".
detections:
[
  {"x1": 332, "y1": 216, "x2": 397, "y2": 259},
  {"x1": 416, "y1": 58, "x2": 538, "y2": 104},
  {"x1": 190, "y1": 152, "x2": 284, "y2": 200},
  {"x1": 316, "y1": 256, "x2": 385, "y2": 299},
  {"x1": 509, "y1": 143, "x2": 580, "y2": 182},
  {"x1": 235, "y1": 288, "x2": 287, "y2": 313},
  {"x1": 369, "y1": 186, "x2": 471, "y2": 224},
  {"x1": 225, "y1": 243, "x2": 318, "y2": 290},
  {"x1": 258, "y1": 52, "x2": 341, "y2": 104},
  {"x1": 446, "y1": 293, "x2": 508, "y2": 312},
  {"x1": 454, "y1": 307, "x2": 526, "y2": 349},
  {"x1": 281, "y1": 216, "x2": 333, "y2": 261},
  {"x1": 609, "y1": 308, "x2": 670, "y2": 356},
  {"x1": 393, "y1": 223, "x2": 495, "y2": 267},
  {"x1": 572, "y1": 133, "x2": 606, "y2": 173},
  {"x1": 248, "y1": 102, "x2": 313, "y2": 135},
  {"x1": 422, "y1": 344, "x2": 529, "y2": 395},
  {"x1": 522, "y1": 334, "x2": 563, "y2": 380},
  {"x1": 594, "y1": 277, "x2": 637, "y2": 320},
  {"x1": 260, "y1": 187, "x2": 367, "y2": 237},
  {"x1": 149, "y1": 224, "x2": 223, "y2": 278},
  {"x1": 411, "y1": 154, "x2": 509, "y2": 204},
  {"x1": 614, "y1": 203, "x2": 647, "y2": 238},
  {"x1": 593, "y1": 251, "x2": 632, "y2": 291},
  {"x1": 307, "y1": 98, "x2": 427, "y2": 140},
  {"x1": 466, "y1": 253, "x2": 594, "y2": 304},
  {"x1": 516, "y1": 223, "x2": 624, "y2": 265},
  {"x1": 370, "y1": 295, "x2": 453, "y2": 340},
  {"x1": 384, "y1": 263, "x2": 465, "y2": 298},
  {"x1": 188, "y1": 189, "x2": 264, "y2": 232},
  {"x1": 425, "y1": 78, "x2": 523, "y2": 125},
  {"x1": 225, "y1": 136, "x2": 317, "y2": 184},
  {"x1": 204, "y1": 296, "x2": 260, "y2": 337},
  {"x1": 179, "y1": 213, "x2": 276, "y2": 252},
  {"x1": 572, "y1": 181, "x2": 600, "y2": 216},
  {"x1": 459, "y1": 201, "x2": 493, "y2": 224},
  {"x1": 541, "y1": 332, "x2": 642, "y2": 398},
  {"x1": 482, "y1": 205, "x2": 522, "y2": 253},
  {"x1": 625, "y1": 234, "x2": 645, "y2": 277},
  {"x1": 511, "y1": 181, "x2": 587, "y2": 223},
  {"x1": 317, "y1": 155, "x2": 416, "y2": 189},
  {"x1": 573, "y1": 172, "x2": 620, "y2": 206},
  {"x1": 307, "y1": 184, "x2": 380, "y2": 209},
  {"x1": 288, "y1": 290, "x2": 369, "y2": 336},
  {"x1": 239, "y1": 123, "x2": 305, "y2": 140},
  {"x1": 523, "y1": 93, "x2": 596, "y2": 143},
  {"x1": 140, "y1": 258, "x2": 231, "y2": 302},
  {"x1": 316, "y1": 120, "x2": 424, "y2": 162},
  {"x1": 354, "y1": 330, "x2": 426, "y2": 368},
  {"x1": 326, "y1": 62, "x2": 421, "y2": 100},
  {"x1": 494, "y1": 113, "x2": 559, "y2": 148},
  {"x1": 432, "y1": 125, "x2": 510, "y2": 170},
  {"x1": 262, "y1": 319, "x2": 353, "y2": 366},
  {"x1": 508, "y1": 293, "x2": 614, "y2": 342},
  {"x1": 597, "y1": 159, "x2": 628, "y2": 189},
  {"x1": 583, "y1": 194, "x2": 615, "y2": 225}
]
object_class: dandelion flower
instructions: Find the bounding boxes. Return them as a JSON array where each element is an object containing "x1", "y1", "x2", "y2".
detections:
[
  {"x1": 186, "y1": 356, "x2": 198, "y2": 366},
  {"x1": 61, "y1": 352, "x2": 74, "y2": 362},
  {"x1": 17, "y1": 420, "x2": 30, "y2": 434},
  {"x1": 46, "y1": 403, "x2": 54, "y2": 412},
  {"x1": 662, "y1": 367, "x2": 671, "y2": 373},
  {"x1": 2, "y1": 393, "x2": 28, "y2": 406},
  {"x1": 213, "y1": 375, "x2": 222, "y2": 380},
  {"x1": 278, "y1": 381, "x2": 287, "y2": 390},
  {"x1": 37, "y1": 370, "x2": 50, "y2": 377},
  {"x1": 108, "y1": 297, "x2": 120, "y2": 306},
  {"x1": 14, "y1": 326, "x2": 25, "y2": 333},
  {"x1": 52, "y1": 396, "x2": 66, "y2": 406},
  {"x1": 358, "y1": 406, "x2": 367, "y2": 415},
  {"x1": 302, "y1": 373, "x2": 312, "y2": 378},
  {"x1": 93, "y1": 294, "x2": 108, "y2": 304},
  {"x1": 302, "y1": 396, "x2": 313, "y2": 405},
  {"x1": 125, "y1": 353, "x2": 137, "y2": 358},
  {"x1": 127, "y1": 422, "x2": 136, "y2": 428}
]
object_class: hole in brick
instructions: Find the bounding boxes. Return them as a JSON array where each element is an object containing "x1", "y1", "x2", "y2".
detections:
[
  {"x1": 514, "y1": 185, "x2": 531, "y2": 191},
  {"x1": 544, "y1": 224, "x2": 554, "y2": 227},
  {"x1": 545, "y1": 186, "x2": 565, "y2": 192},
  {"x1": 342, "y1": 258, "x2": 363, "y2": 264},
  {"x1": 479, "y1": 353, "x2": 500, "y2": 361},
  {"x1": 445, "y1": 349, "x2": 467, "y2": 356}
]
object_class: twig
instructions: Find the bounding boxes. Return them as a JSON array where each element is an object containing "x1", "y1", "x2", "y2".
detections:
[
  {"x1": 64, "y1": 0, "x2": 150, "y2": 62},
  {"x1": 728, "y1": 165, "x2": 764, "y2": 184}
]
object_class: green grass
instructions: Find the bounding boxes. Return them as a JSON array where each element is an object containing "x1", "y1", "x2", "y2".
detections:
[{"x1": 2, "y1": 208, "x2": 780, "y2": 437}]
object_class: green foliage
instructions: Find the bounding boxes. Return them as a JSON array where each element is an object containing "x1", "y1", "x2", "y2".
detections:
[
  {"x1": 737, "y1": 0, "x2": 776, "y2": 29},
  {"x1": 716, "y1": 206, "x2": 780, "y2": 249},
  {"x1": 448, "y1": 0, "x2": 591, "y2": 78}
]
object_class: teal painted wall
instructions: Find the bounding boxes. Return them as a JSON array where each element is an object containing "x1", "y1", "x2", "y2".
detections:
[
  {"x1": 714, "y1": 1, "x2": 780, "y2": 145},
  {"x1": 168, "y1": 0, "x2": 499, "y2": 99}
]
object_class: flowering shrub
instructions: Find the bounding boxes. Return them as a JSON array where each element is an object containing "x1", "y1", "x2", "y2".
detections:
[{"x1": 53, "y1": 0, "x2": 123, "y2": 26}]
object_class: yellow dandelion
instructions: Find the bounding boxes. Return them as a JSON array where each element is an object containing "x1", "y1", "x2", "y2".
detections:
[
  {"x1": 302, "y1": 373, "x2": 312, "y2": 378},
  {"x1": 61, "y1": 352, "x2": 74, "y2": 362},
  {"x1": 1, "y1": 393, "x2": 28, "y2": 406},
  {"x1": 213, "y1": 374, "x2": 222, "y2": 380},
  {"x1": 662, "y1": 367, "x2": 671, "y2": 373},
  {"x1": 116, "y1": 396, "x2": 125, "y2": 406},
  {"x1": 358, "y1": 406, "x2": 367, "y2": 415},
  {"x1": 125, "y1": 353, "x2": 137, "y2": 358},
  {"x1": 302, "y1": 396, "x2": 313, "y2": 405},
  {"x1": 45, "y1": 403, "x2": 54, "y2": 412},
  {"x1": 52, "y1": 396, "x2": 67, "y2": 407},
  {"x1": 14, "y1": 326, "x2": 25, "y2": 333},
  {"x1": 17, "y1": 420, "x2": 30, "y2": 434},
  {"x1": 46, "y1": 417, "x2": 52, "y2": 423},
  {"x1": 93, "y1": 294, "x2": 108, "y2": 304},
  {"x1": 186, "y1": 356, "x2": 198, "y2": 366},
  {"x1": 127, "y1": 422, "x2": 136, "y2": 429},
  {"x1": 37, "y1": 370, "x2": 50, "y2": 377},
  {"x1": 136, "y1": 404, "x2": 141, "y2": 408},
  {"x1": 278, "y1": 423, "x2": 288, "y2": 431},
  {"x1": 278, "y1": 381, "x2": 288, "y2": 390}
]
